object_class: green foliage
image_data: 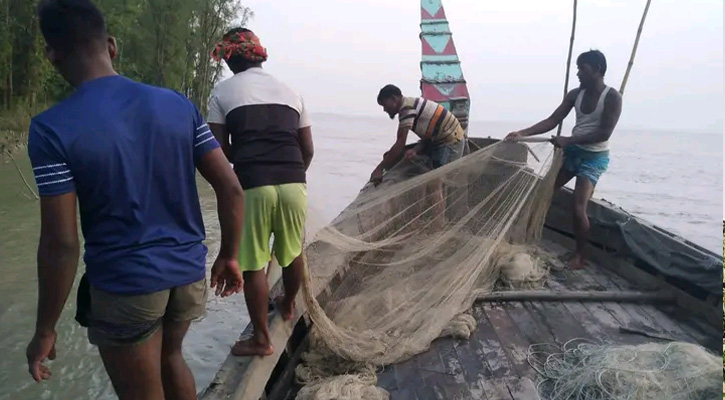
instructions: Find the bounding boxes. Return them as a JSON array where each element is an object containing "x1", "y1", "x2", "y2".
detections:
[{"x1": 0, "y1": 0, "x2": 250, "y2": 145}]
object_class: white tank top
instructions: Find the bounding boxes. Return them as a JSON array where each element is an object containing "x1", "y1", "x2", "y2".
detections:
[{"x1": 572, "y1": 86, "x2": 612, "y2": 152}]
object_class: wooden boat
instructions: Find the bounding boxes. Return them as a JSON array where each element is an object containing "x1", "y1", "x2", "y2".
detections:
[{"x1": 198, "y1": 2, "x2": 722, "y2": 399}]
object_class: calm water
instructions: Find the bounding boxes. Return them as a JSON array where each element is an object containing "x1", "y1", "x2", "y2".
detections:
[{"x1": 0, "y1": 113, "x2": 721, "y2": 399}]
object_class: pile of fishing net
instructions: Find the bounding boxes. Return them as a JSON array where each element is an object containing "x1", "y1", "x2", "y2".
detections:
[
  {"x1": 527, "y1": 339, "x2": 722, "y2": 400},
  {"x1": 294, "y1": 139, "x2": 563, "y2": 399}
]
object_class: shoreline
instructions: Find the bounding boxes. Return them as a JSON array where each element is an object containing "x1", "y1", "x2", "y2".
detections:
[{"x1": 0, "y1": 133, "x2": 27, "y2": 164}]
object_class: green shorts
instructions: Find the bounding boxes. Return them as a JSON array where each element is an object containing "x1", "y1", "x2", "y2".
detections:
[{"x1": 240, "y1": 183, "x2": 307, "y2": 272}]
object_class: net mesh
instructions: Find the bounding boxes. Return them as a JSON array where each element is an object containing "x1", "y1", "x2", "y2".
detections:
[{"x1": 295, "y1": 140, "x2": 562, "y2": 398}]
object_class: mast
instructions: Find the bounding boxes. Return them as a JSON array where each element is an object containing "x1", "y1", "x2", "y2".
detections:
[{"x1": 419, "y1": 0, "x2": 470, "y2": 134}]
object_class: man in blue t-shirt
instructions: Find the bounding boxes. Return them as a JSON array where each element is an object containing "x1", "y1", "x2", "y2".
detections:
[{"x1": 25, "y1": 1, "x2": 244, "y2": 399}]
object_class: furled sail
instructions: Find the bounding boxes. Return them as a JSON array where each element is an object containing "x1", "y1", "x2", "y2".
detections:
[{"x1": 419, "y1": 0, "x2": 470, "y2": 134}]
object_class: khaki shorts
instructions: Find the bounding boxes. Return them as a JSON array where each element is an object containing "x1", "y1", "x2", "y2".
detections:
[{"x1": 87, "y1": 278, "x2": 207, "y2": 347}]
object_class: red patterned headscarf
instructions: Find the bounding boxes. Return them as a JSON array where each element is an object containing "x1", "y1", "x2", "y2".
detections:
[{"x1": 211, "y1": 30, "x2": 268, "y2": 63}]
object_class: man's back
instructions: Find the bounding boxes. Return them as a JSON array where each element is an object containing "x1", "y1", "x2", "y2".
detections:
[
  {"x1": 398, "y1": 96, "x2": 463, "y2": 145},
  {"x1": 207, "y1": 67, "x2": 311, "y2": 190},
  {"x1": 29, "y1": 75, "x2": 219, "y2": 294}
]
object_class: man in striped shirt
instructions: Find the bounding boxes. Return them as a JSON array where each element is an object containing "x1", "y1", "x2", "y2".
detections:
[
  {"x1": 370, "y1": 84, "x2": 465, "y2": 185},
  {"x1": 371, "y1": 84, "x2": 466, "y2": 230}
]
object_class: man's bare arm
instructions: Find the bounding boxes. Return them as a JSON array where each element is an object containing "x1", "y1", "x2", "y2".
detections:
[
  {"x1": 35, "y1": 193, "x2": 80, "y2": 336},
  {"x1": 209, "y1": 123, "x2": 232, "y2": 162},
  {"x1": 374, "y1": 126, "x2": 409, "y2": 173},
  {"x1": 298, "y1": 126, "x2": 314, "y2": 171},
  {"x1": 510, "y1": 89, "x2": 579, "y2": 138},
  {"x1": 566, "y1": 90, "x2": 622, "y2": 145},
  {"x1": 197, "y1": 148, "x2": 243, "y2": 260}
]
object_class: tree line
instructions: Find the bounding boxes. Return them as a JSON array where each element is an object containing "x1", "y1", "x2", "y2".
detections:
[{"x1": 0, "y1": 0, "x2": 250, "y2": 117}]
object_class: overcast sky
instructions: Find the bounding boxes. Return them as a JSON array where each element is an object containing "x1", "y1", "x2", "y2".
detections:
[{"x1": 223, "y1": 0, "x2": 723, "y2": 133}]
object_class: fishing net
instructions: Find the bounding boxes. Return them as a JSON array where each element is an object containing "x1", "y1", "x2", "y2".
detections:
[
  {"x1": 528, "y1": 339, "x2": 722, "y2": 400},
  {"x1": 295, "y1": 140, "x2": 562, "y2": 398}
]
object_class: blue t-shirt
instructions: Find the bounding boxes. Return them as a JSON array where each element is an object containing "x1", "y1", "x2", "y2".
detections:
[{"x1": 28, "y1": 75, "x2": 220, "y2": 295}]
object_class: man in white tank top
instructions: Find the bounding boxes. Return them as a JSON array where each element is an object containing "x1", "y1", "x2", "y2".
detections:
[{"x1": 505, "y1": 50, "x2": 623, "y2": 270}]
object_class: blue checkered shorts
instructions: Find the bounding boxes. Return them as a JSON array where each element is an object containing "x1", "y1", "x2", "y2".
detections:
[{"x1": 563, "y1": 146, "x2": 610, "y2": 186}]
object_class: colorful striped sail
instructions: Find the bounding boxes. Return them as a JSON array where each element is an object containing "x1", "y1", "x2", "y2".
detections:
[{"x1": 419, "y1": 0, "x2": 470, "y2": 134}]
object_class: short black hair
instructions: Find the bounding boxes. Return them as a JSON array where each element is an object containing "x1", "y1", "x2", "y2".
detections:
[
  {"x1": 377, "y1": 84, "x2": 402, "y2": 104},
  {"x1": 37, "y1": 0, "x2": 107, "y2": 54},
  {"x1": 577, "y1": 50, "x2": 607, "y2": 76}
]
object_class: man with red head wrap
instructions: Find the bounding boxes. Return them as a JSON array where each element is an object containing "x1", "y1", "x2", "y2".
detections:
[{"x1": 207, "y1": 28, "x2": 314, "y2": 357}]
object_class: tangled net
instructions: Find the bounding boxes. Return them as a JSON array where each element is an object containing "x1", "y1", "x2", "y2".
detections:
[
  {"x1": 296, "y1": 140, "x2": 562, "y2": 399},
  {"x1": 528, "y1": 339, "x2": 722, "y2": 400}
]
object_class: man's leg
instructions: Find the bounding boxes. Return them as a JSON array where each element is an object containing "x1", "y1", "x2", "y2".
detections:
[
  {"x1": 233, "y1": 186, "x2": 275, "y2": 357},
  {"x1": 277, "y1": 253, "x2": 304, "y2": 320},
  {"x1": 570, "y1": 176, "x2": 595, "y2": 269},
  {"x1": 160, "y1": 320, "x2": 195, "y2": 400},
  {"x1": 554, "y1": 165, "x2": 575, "y2": 190},
  {"x1": 272, "y1": 183, "x2": 308, "y2": 321},
  {"x1": 232, "y1": 270, "x2": 274, "y2": 356},
  {"x1": 98, "y1": 329, "x2": 165, "y2": 400},
  {"x1": 160, "y1": 278, "x2": 207, "y2": 400},
  {"x1": 89, "y1": 286, "x2": 169, "y2": 400},
  {"x1": 427, "y1": 140, "x2": 464, "y2": 230}
]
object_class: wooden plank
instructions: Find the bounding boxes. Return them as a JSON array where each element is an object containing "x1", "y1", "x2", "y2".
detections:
[
  {"x1": 390, "y1": 387, "x2": 420, "y2": 400},
  {"x1": 482, "y1": 302, "x2": 537, "y2": 380},
  {"x1": 415, "y1": 341, "x2": 451, "y2": 400},
  {"x1": 554, "y1": 267, "x2": 660, "y2": 338},
  {"x1": 511, "y1": 271, "x2": 593, "y2": 346},
  {"x1": 502, "y1": 376, "x2": 539, "y2": 400},
  {"x1": 471, "y1": 305, "x2": 516, "y2": 400},
  {"x1": 544, "y1": 228, "x2": 721, "y2": 329},
  {"x1": 538, "y1": 255, "x2": 650, "y2": 345},
  {"x1": 376, "y1": 365, "x2": 398, "y2": 393},
  {"x1": 452, "y1": 309, "x2": 500, "y2": 400},
  {"x1": 479, "y1": 303, "x2": 545, "y2": 399},
  {"x1": 393, "y1": 355, "x2": 425, "y2": 399},
  {"x1": 588, "y1": 266, "x2": 714, "y2": 343},
  {"x1": 403, "y1": 338, "x2": 474, "y2": 400},
  {"x1": 544, "y1": 276, "x2": 641, "y2": 344},
  {"x1": 581, "y1": 264, "x2": 700, "y2": 344},
  {"x1": 500, "y1": 301, "x2": 556, "y2": 346},
  {"x1": 524, "y1": 300, "x2": 592, "y2": 345},
  {"x1": 587, "y1": 265, "x2": 718, "y2": 349}
]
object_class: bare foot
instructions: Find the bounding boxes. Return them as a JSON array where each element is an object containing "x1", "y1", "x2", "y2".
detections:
[
  {"x1": 274, "y1": 295, "x2": 294, "y2": 321},
  {"x1": 231, "y1": 337, "x2": 274, "y2": 357},
  {"x1": 569, "y1": 254, "x2": 585, "y2": 270}
]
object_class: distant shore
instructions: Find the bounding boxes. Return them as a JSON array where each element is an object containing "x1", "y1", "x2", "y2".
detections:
[{"x1": 0, "y1": 131, "x2": 27, "y2": 163}]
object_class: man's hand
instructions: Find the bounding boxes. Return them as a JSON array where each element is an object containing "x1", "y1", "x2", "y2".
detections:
[
  {"x1": 210, "y1": 257, "x2": 243, "y2": 297},
  {"x1": 27, "y1": 331, "x2": 57, "y2": 382},
  {"x1": 504, "y1": 131, "x2": 523, "y2": 142},
  {"x1": 550, "y1": 135, "x2": 572, "y2": 148},
  {"x1": 404, "y1": 148, "x2": 417, "y2": 160},
  {"x1": 370, "y1": 168, "x2": 383, "y2": 186}
]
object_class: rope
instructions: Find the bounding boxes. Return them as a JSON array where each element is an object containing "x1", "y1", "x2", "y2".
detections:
[{"x1": 527, "y1": 338, "x2": 720, "y2": 400}]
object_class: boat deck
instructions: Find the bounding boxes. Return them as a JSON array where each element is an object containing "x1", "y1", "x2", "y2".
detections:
[{"x1": 375, "y1": 236, "x2": 720, "y2": 400}]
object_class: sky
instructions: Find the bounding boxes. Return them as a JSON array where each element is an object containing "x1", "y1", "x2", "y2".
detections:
[{"x1": 220, "y1": 0, "x2": 723, "y2": 133}]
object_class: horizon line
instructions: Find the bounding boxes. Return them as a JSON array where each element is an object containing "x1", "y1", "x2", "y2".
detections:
[{"x1": 309, "y1": 111, "x2": 723, "y2": 135}]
